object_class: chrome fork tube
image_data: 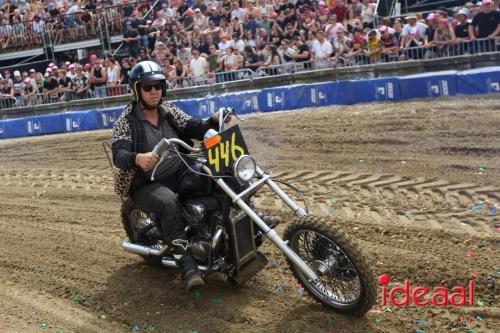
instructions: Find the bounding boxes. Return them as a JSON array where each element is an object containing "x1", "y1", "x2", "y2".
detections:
[
  {"x1": 211, "y1": 173, "x2": 318, "y2": 283},
  {"x1": 256, "y1": 167, "x2": 307, "y2": 217}
]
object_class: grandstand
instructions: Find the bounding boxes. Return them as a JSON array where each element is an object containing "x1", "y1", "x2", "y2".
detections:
[{"x1": 0, "y1": 0, "x2": 498, "y2": 110}]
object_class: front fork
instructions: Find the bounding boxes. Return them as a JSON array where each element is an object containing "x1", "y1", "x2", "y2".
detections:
[{"x1": 208, "y1": 166, "x2": 319, "y2": 283}]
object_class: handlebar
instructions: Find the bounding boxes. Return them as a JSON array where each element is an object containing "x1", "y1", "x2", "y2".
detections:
[
  {"x1": 151, "y1": 107, "x2": 241, "y2": 181},
  {"x1": 152, "y1": 137, "x2": 202, "y2": 157}
]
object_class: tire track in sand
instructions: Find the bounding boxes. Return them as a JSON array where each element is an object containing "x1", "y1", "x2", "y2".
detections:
[{"x1": 253, "y1": 170, "x2": 499, "y2": 235}]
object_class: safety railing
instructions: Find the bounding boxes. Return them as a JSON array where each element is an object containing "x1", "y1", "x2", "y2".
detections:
[
  {"x1": 47, "y1": 11, "x2": 100, "y2": 45},
  {"x1": 0, "y1": 20, "x2": 46, "y2": 51},
  {"x1": 0, "y1": 0, "x2": 153, "y2": 54},
  {"x1": 255, "y1": 61, "x2": 318, "y2": 76},
  {"x1": 93, "y1": 84, "x2": 131, "y2": 98},
  {"x1": 0, "y1": 96, "x2": 18, "y2": 109},
  {"x1": 0, "y1": 84, "x2": 131, "y2": 108},
  {"x1": 104, "y1": 0, "x2": 152, "y2": 37},
  {"x1": 167, "y1": 69, "x2": 256, "y2": 89}
]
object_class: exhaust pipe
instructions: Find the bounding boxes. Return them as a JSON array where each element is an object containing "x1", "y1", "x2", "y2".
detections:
[
  {"x1": 161, "y1": 259, "x2": 209, "y2": 271},
  {"x1": 123, "y1": 242, "x2": 208, "y2": 271},
  {"x1": 122, "y1": 242, "x2": 170, "y2": 256}
]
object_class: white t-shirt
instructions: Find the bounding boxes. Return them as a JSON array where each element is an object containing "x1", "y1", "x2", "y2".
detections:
[
  {"x1": 324, "y1": 22, "x2": 344, "y2": 42},
  {"x1": 190, "y1": 57, "x2": 207, "y2": 77},
  {"x1": 218, "y1": 40, "x2": 232, "y2": 54},
  {"x1": 402, "y1": 22, "x2": 428, "y2": 39},
  {"x1": 231, "y1": 39, "x2": 245, "y2": 52},
  {"x1": 312, "y1": 40, "x2": 333, "y2": 59},
  {"x1": 231, "y1": 8, "x2": 245, "y2": 21}
]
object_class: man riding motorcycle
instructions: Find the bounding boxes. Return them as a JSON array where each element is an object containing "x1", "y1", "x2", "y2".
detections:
[{"x1": 112, "y1": 60, "x2": 230, "y2": 291}]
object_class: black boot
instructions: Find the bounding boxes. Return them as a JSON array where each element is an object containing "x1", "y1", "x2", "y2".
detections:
[
  {"x1": 171, "y1": 238, "x2": 205, "y2": 291},
  {"x1": 178, "y1": 252, "x2": 205, "y2": 291}
]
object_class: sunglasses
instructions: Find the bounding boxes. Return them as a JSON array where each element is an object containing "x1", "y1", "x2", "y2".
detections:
[{"x1": 141, "y1": 82, "x2": 162, "y2": 92}]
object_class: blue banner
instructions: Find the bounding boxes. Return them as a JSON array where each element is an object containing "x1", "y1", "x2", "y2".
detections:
[
  {"x1": 349, "y1": 77, "x2": 401, "y2": 103},
  {"x1": 456, "y1": 67, "x2": 500, "y2": 95},
  {"x1": 60, "y1": 110, "x2": 100, "y2": 132},
  {"x1": 25, "y1": 114, "x2": 64, "y2": 136},
  {"x1": 96, "y1": 106, "x2": 124, "y2": 129},
  {"x1": 399, "y1": 71, "x2": 457, "y2": 99},
  {"x1": 217, "y1": 90, "x2": 260, "y2": 115},
  {"x1": 0, "y1": 118, "x2": 27, "y2": 139},
  {"x1": 172, "y1": 96, "x2": 218, "y2": 118}
]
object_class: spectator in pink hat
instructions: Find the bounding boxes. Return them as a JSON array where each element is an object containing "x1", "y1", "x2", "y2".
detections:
[
  {"x1": 83, "y1": 63, "x2": 92, "y2": 76},
  {"x1": 316, "y1": 1, "x2": 331, "y2": 26},
  {"x1": 42, "y1": 68, "x2": 59, "y2": 102},
  {"x1": 432, "y1": 18, "x2": 456, "y2": 56},
  {"x1": 23, "y1": 77, "x2": 37, "y2": 106},
  {"x1": 379, "y1": 25, "x2": 399, "y2": 61},
  {"x1": 402, "y1": 27, "x2": 424, "y2": 60},
  {"x1": 67, "y1": 64, "x2": 77, "y2": 81},
  {"x1": 424, "y1": 13, "x2": 439, "y2": 47}
]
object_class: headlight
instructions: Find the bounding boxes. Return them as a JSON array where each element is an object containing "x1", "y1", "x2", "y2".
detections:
[{"x1": 234, "y1": 155, "x2": 256, "y2": 183}]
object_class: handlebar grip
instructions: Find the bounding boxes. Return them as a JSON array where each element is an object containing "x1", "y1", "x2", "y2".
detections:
[{"x1": 152, "y1": 138, "x2": 171, "y2": 157}]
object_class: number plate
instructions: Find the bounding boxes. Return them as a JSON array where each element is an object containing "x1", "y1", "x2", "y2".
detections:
[{"x1": 202, "y1": 125, "x2": 249, "y2": 176}]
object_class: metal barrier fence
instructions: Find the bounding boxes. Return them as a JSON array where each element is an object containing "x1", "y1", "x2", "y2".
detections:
[
  {"x1": 167, "y1": 69, "x2": 256, "y2": 89},
  {"x1": 94, "y1": 84, "x2": 131, "y2": 98},
  {"x1": 0, "y1": 20, "x2": 45, "y2": 51},
  {"x1": 0, "y1": 0, "x2": 152, "y2": 53},
  {"x1": 0, "y1": 84, "x2": 130, "y2": 109},
  {"x1": 335, "y1": 37, "x2": 500, "y2": 66}
]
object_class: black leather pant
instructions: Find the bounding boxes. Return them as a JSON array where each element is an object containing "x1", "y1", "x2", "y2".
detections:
[{"x1": 133, "y1": 181, "x2": 185, "y2": 245}]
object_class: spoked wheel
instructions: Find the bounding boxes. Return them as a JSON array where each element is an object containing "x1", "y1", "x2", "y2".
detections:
[{"x1": 284, "y1": 216, "x2": 376, "y2": 316}]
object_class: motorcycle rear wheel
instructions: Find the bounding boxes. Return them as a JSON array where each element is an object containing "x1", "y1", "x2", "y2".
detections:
[
  {"x1": 283, "y1": 216, "x2": 376, "y2": 316},
  {"x1": 121, "y1": 198, "x2": 163, "y2": 266}
]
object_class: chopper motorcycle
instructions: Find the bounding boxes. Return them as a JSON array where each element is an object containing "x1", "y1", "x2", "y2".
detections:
[{"x1": 118, "y1": 108, "x2": 376, "y2": 316}]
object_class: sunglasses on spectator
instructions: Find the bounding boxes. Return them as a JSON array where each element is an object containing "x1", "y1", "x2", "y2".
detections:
[{"x1": 141, "y1": 82, "x2": 162, "y2": 92}]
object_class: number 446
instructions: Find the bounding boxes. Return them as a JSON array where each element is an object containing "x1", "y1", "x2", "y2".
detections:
[{"x1": 208, "y1": 132, "x2": 245, "y2": 172}]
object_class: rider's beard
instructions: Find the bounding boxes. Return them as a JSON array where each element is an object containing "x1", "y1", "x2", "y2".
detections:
[{"x1": 140, "y1": 99, "x2": 159, "y2": 112}]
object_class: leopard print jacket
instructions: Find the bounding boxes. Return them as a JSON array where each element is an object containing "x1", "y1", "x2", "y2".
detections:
[{"x1": 111, "y1": 101, "x2": 192, "y2": 196}]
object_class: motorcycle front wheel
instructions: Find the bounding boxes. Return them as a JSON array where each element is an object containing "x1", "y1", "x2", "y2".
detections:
[{"x1": 283, "y1": 216, "x2": 376, "y2": 316}]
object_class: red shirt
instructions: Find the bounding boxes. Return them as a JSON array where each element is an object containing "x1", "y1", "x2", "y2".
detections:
[{"x1": 331, "y1": 5, "x2": 348, "y2": 22}]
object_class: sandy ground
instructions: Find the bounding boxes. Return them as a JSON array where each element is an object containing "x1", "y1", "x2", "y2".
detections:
[{"x1": 0, "y1": 95, "x2": 499, "y2": 333}]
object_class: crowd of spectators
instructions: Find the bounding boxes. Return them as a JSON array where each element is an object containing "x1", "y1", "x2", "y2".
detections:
[{"x1": 0, "y1": 0, "x2": 499, "y2": 107}]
